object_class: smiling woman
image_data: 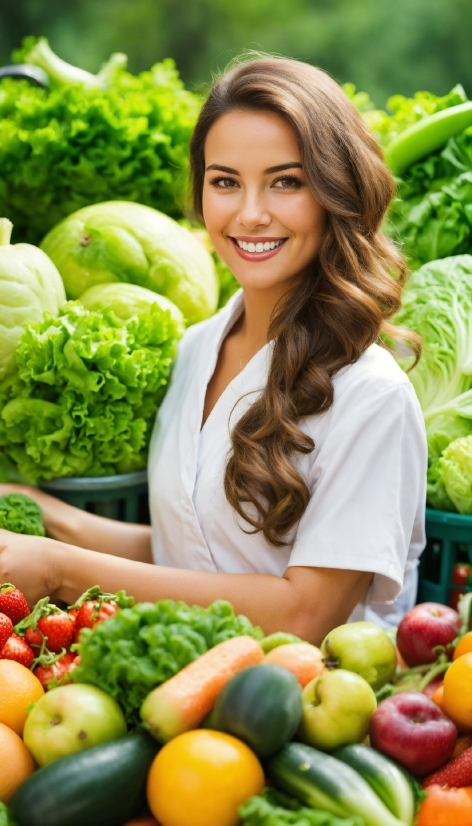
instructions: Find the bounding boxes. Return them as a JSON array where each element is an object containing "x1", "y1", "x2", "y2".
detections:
[{"x1": 0, "y1": 55, "x2": 427, "y2": 644}]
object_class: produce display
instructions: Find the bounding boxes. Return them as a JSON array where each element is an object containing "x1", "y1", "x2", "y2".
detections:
[
  {"x1": 1, "y1": 33, "x2": 472, "y2": 826},
  {"x1": 1, "y1": 581, "x2": 471, "y2": 825}
]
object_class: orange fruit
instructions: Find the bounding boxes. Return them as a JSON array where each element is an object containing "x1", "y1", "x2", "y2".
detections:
[
  {"x1": 454, "y1": 632, "x2": 472, "y2": 661},
  {"x1": 263, "y1": 642, "x2": 325, "y2": 687},
  {"x1": 430, "y1": 683, "x2": 445, "y2": 711},
  {"x1": 0, "y1": 721, "x2": 35, "y2": 803},
  {"x1": 416, "y1": 784, "x2": 472, "y2": 826},
  {"x1": 443, "y1": 652, "x2": 472, "y2": 730},
  {"x1": 0, "y1": 660, "x2": 44, "y2": 735},
  {"x1": 146, "y1": 730, "x2": 264, "y2": 826}
]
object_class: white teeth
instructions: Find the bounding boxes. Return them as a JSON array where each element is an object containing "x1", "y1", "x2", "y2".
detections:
[{"x1": 235, "y1": 239, "x2": 284, "y2": 253}]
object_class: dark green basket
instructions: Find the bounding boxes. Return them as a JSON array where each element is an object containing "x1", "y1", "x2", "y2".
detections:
[
  {"x1": 418, "y1": 508, "x2": 472, "y2": 606},
  {"x1": 40, "y1": 470, "x2": 150, "y2": 523}
]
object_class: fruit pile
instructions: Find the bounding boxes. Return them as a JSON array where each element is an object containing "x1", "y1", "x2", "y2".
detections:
[{"x1": 0, "y1": 587, "x2": 471, "y2": 826}]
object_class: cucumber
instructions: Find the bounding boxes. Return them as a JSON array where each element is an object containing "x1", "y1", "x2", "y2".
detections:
[
  {"x1": 205, "y1": 664, "x2": 302, "y2": 759},
  {"x1": 9, "y1": 730, "x2": 159, "y2": 826},
  {"x1": 266, "y1": 742, "x2": 408, "y2": 826},
  {"x1": 334, "y1": 744, "x2": 415, "y2": 825}
]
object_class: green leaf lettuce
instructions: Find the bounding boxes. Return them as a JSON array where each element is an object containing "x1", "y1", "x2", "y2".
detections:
[
  {"x1": 73, "y1": 599, "x2": 263, "y2": 725},
  {"x1": 0, "y1": 300, "x2": 181, "y2": 481}
]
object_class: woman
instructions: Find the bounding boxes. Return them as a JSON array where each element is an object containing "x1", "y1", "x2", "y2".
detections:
[{"x1": 0, "y1": 56, "x2": 427, "y2": 644}]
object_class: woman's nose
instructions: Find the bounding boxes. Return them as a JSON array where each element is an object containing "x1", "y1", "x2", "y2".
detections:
[{"x1": 237, "y1": 189, "x2": 271, "y2": 229}]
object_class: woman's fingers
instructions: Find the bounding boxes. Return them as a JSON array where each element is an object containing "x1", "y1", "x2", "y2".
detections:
[{"x1": 0, "y1": 529, "x2": 56, "y2": 605}]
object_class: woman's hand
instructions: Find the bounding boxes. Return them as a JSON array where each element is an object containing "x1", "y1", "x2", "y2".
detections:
[{"x1": 0, "y1": 529, "x2": 61, "y2": 607}]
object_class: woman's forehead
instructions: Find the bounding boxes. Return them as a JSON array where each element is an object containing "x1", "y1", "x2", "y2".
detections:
[{"x1": 204, "y1": 109, "x2": 302, "y2": 170}]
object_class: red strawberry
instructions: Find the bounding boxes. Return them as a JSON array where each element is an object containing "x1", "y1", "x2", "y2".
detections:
[
  {"x1": 34, "y1": 651, "x2": 78, "y2": 689},
  {"x1": 0, "y1": 612, "x2": 13, "y2": 650},
  {"x1": 73, "y1": 600, "x2": 120, "y2": 643},
  {"x1": 31, "y1": 613, "x2": 75, "y2": 654},
  {"x1": 0, "y1": 633, "x2": 34, "y2": 668},
  {"x1": 423, "y1": 745, "x2": 472, "y2": 788},
  {"x1": 0, "y1": 584, "x2": 29, "y2": 624}
]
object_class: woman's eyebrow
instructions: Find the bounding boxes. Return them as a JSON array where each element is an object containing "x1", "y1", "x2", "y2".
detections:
[{"x1": 205, "y1": 162, "x2": 303, "y2": 174}]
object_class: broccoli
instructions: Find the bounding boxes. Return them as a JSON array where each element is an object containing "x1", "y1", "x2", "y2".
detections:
[{"x1": 0, "y1": 493, "x2": 45, "y2": 536}]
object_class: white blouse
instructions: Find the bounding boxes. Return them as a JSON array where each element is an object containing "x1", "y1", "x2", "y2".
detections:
[{"x1": 148, "y1": 290, "x2": 427, "y2": 618}]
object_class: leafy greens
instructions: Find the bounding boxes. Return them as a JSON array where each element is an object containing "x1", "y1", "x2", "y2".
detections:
[
  {"x1": 0, "y1": 300, "x2": 181, "y2": 481},
  {"x1": 0, "y1": 39, "x2": 201, "y2": 245},
  {"x1": 239, "y1": 789, "x2": 364, "y2": 826},
  {"x1": 393, "y1": 255, "x2": 472, "y2": 512},
  {"x1": 0, "y1": 493, "x2": 45, "y2": 536},
  {"x1": 73, "y1": 599, "x2": 263, "y2": 725}
]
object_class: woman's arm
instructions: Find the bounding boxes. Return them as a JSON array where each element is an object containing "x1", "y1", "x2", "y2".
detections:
[
  {"x1": 0, "y1": 484, "x2": 152, "y2": 563},
  {"x1": 0, "y1": 530, "x2": 371, "y2": 645}
]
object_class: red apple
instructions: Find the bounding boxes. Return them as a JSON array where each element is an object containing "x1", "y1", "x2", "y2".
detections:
[
  {"x1": 370, "y1": 692, "x2": 457, "y2": 776},
  {"x1": 396, "y1": 602, "x2": 461, "y2": 666}
]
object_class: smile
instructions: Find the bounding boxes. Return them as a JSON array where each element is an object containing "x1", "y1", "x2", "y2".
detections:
[{"x1": 231, "y1": 237, "x2": 287, "y2": 261}]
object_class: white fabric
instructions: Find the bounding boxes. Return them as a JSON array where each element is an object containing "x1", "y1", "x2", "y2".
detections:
[{"x1": 148, "y1": 290, "x2": 427, "y2": 618}]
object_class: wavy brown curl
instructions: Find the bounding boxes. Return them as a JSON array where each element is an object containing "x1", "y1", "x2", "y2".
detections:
[{"x1": 190, "y1": 56, "x2": 420, "y2": 548}]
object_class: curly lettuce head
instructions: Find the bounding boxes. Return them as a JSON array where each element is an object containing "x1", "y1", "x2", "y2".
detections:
[
  {"x1": 40, "y1": 201, "x2": 218, "y2": 326},
  {"x1": 0, "y1": 300, "x2": 182, "y2": 481}
]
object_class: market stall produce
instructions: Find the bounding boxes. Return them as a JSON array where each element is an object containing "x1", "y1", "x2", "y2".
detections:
[{"x1": 0, "y1": 577, "x2": 470, "y2": 826}]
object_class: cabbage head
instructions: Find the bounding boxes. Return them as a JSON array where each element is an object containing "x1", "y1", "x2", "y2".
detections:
[
  {"x1": 394, "y1": 254, "x2": 472, "y2": 511},
  {"x1": 394, "y1": 255, "x2": 472, "y2": 430},
  {"x1": 432, "y1": 436, "x2": 472, "y2": 514},
  {"x1": 79, "y1": 282, "x2": 185, "y2": 336},
  {"x1": 40, "y1": 202, "x2": 218, "y2": 325},
  {"x1": 0, "y1": 219, "x2": 66, "y2": 380}
]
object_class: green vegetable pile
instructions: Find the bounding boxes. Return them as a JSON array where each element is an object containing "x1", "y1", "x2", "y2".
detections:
[
  {"x1": 239, "y1": 789, "x2": 363, "y2": 826},
  {"x1": 0, "y1": 37, "x2": 201, "y2": 245},
  {"x1": 0, "y1": 493, "x2": 45, "y2": 536},
  {"x1": 73, "y1": 599, "x2": 263, "y2": 725},
  {"x1": 393, "y1": 255, "x2": 472, "y2": 513},
  {"x1": 0, "y1": 300, "x2": 182, "y2": 481}
]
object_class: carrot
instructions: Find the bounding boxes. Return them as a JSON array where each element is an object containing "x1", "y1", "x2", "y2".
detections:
[
  {"x1": 264, "y1": 642, "x2": 325, "y2": 687},
  {"x1": 140, "y1": 635, "x2": 264, "y2": 743}
]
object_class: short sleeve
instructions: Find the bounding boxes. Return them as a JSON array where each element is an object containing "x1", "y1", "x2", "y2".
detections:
[{"x1": 287, "y1": 381, "x2": 427, "y2": 604}]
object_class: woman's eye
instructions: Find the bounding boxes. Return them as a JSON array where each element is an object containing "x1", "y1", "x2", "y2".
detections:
[
  {"x1": 272, "y1": 176, "x2": 303, "y2": 189},
  {"x1": 209, "y1": 176, "x2": 239, "y2": 189}
]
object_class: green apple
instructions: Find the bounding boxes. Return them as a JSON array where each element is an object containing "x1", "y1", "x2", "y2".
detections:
[
  {"x1": 23, "y1": 683, "x2": 127, "y2": 766},
  {"x1": 321, "y1": 621, "x2": 397, "y2": 691},
  {"x1": 298, "y1": 668, "x2": 377, "y2": 750}
]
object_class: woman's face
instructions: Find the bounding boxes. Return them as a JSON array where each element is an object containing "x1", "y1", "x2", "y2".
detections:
[{"x1": 202, "y1": 109, "x2": 326, "y2": 295}]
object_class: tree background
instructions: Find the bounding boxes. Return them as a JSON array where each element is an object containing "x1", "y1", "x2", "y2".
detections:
[{"x1": 0, "y1": 0, "x2": 470, "y2": 104}]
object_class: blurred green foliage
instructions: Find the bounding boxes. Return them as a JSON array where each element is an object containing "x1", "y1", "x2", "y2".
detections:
[{"x1": 0, "y1": 0, "x2": 471, "y2": 104}]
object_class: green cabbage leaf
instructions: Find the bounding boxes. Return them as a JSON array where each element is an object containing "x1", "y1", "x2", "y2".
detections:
[
  {"x1": 73, "y1": 599, "x2": 263, "y2": 725},
  {"x1": 430, "y1": 435, "x2": 472, "y2": 515},
  {"x1": 0, "y1": 300, "x2": 181, "y2": 481},
  {"x1": 393, "y1": 255, "x2": 472, "y2": 512}
]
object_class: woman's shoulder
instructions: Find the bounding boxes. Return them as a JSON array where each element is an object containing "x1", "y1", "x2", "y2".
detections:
[{"x1": 334, "y1": 342, "x2": 412, "y2": 401}]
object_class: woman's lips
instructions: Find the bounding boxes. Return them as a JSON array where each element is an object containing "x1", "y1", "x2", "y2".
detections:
[{"x1": 230, "y1": 237, "x2": 287, "y2": 262}]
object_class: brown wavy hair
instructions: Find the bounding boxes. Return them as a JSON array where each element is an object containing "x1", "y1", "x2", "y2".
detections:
[{"x1": 189, "y1": 55, "x2": 420, "y2": 548}]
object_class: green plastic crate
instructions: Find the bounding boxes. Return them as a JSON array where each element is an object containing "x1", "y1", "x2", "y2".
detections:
[
  {"x1": 40, "y1": 470, "x2": 150, "y2": 524},
  {"x1": 418, "y1": 508, "x2": 472, "y2": 606}
]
